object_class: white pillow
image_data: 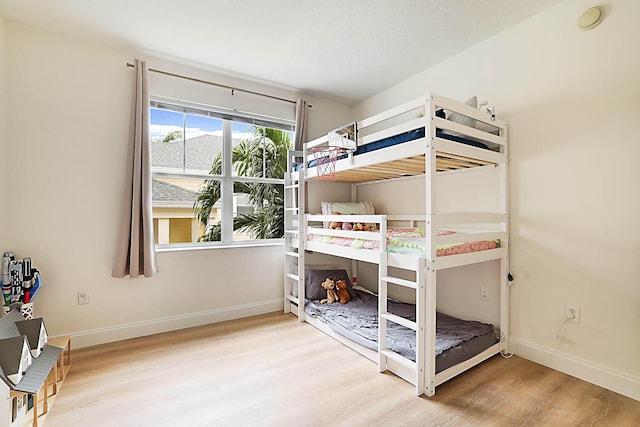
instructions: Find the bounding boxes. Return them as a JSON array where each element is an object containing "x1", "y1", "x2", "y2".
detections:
[
  {"x1": 321, "y1": 201, "x2": 375, "y2": 229},
  {"x1": 321, "y1": 201, "x2": 375, "y2": 215}
]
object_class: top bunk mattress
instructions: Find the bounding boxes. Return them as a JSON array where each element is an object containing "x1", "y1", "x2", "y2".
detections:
[
  {"x1": 354, "y1": 127, "x2": 490, "y2": 155},
  {"x1": 297, "y1": 127, "x2": 491, "y2": 171}
]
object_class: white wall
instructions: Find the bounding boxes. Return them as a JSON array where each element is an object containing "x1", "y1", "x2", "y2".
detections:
[
  {"x1": 0, "y1": 14, "x2": 8, "y2": 243},
  {"x1": 3, "y1": 20, "x2": 351, "y2": 348},
  {"x1": 354, "y1": 0, "x2": 640, "y2": 399}
]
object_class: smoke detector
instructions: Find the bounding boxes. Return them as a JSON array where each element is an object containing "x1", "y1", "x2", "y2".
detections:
[{"x1": 578, "y1": 6, "x2": 604, "y2": 31}]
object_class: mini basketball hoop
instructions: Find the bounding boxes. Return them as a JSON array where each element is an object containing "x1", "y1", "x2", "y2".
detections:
[{"x1": 312, "y1": 146, "x2": 344, "y2": 181}]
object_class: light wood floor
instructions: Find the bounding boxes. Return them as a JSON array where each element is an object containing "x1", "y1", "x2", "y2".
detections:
[{"x1": 44, "y1": 312, "x2": 639, "y2": 427}]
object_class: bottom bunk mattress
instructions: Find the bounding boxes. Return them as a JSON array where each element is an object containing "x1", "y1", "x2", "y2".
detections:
[
  {"x1": 304, "y1": 290, "x2": 498, "y2": 373},
  {"x1": 308, "y1": 227, "x2": 499, "y2": 256}
]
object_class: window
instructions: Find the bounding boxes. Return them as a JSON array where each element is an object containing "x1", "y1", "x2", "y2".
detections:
[{"x1": 150, "y1": 100, "x2": 294, "y2": 247}]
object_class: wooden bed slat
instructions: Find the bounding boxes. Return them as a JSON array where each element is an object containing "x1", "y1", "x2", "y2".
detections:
[{"x1": 326, "y1": 152, "x2": 496, "y2": 183}]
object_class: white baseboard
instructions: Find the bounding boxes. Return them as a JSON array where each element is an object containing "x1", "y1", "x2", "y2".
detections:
[
  {"x1": 61, "y1": 299, "x2": 284, "y2": 349},
  {"x1": 509, "y1": 337, "x2": 640, "y2": 401}
]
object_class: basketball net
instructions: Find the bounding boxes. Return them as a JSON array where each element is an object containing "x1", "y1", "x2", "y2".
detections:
[{"x1": 312, "y1": 146, "x2": 344, "y2": 181}]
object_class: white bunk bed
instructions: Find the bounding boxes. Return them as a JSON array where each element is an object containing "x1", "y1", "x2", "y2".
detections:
[{"x1": 283, "y1": 92, "x2": 509, "y2": 397}]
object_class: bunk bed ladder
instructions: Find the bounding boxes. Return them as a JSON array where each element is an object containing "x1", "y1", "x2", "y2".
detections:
[
  {"x1": 284, "y1": 150, "x2": 306, "y2": 320},
  {"x1": 378, "y1": 218, "x2": 426, "y2": 395},
  {"x1": 379, "y1": 267, "x2": 426, "y2": 395}
]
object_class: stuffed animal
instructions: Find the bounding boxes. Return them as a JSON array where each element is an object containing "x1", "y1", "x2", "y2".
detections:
[
  {"x1": 353, "y1": 223, "x2": 371, "y2": 231},
  {"x1": 328, "y1": 212, "x2": 342, "y2": 230},
  {"x1": 320, "y1": 278, "x2": 338, "y2": 304},
  {"x1": 335, "y1": 279, "x2": 351, "y2": 304}
]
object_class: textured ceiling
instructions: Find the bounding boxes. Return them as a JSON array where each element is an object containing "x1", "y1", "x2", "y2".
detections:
[{"x1": 0, "y1": 0, "x2": 563, "y2": 105}]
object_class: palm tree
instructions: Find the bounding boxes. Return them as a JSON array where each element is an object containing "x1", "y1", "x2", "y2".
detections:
[
  {"x1": 161, "y1": 130, "x2": 183, "y2": 142},
  {"x1": 194, "y1": 126, "x2": 291, "y2": 241}
]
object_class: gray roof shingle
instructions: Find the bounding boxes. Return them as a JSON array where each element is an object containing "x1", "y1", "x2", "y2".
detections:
[
  {"x1": 152, "y1": 179, "x2": 198, "y2": 206},
  {"x1": 152, "y1": 134, "x2": 222, "y2": 171},
  {"x1": 152, "y1": 134, "x2": 248, "y2": 171}
]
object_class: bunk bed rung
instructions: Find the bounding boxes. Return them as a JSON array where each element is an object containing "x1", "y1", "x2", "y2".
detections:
[
  {"x1": 381, "y1": 312, "x2": 417, "y2": 331},
  {"x1": 380, "y1": 349, "x2": 416, "y2": 371},
  {"x1": 286, "y1": 273, "x2": 299, "y2": 281},
  {"x1": 285, "y1": 251, "x2": 299, "y2": 258},
  {"x1": 382, "y1": 276, "x2": 417, "y2": 289},
  {"x1": 285, "y1": 207, "x2": 299, "y2": 211},
  {"x1": 285, "y1": 184, "x2": 299, "y2": 189},
  {"x1": 285, "y1": 295, "x2": 299, "y2": 304},
  {"x1": 284, "y1": 229, "x2": 299, "y2": 234}
]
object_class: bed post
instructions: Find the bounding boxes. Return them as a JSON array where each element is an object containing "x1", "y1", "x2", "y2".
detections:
[
  {"x1": 424, "y1": 93, "x2": 438, "y2": 397},
  {"x1": 378, "y1": 215, "x2": 389, "y2": 373},
  {"x1": 500, "y1": 125, "x2": 510, "y2": 351},
  {"x1": 298, "y1": 146, "x2": 307, "y2": 322},
  {"x1": 415, "y1": 257, "x2": 427, "y2": 395}
]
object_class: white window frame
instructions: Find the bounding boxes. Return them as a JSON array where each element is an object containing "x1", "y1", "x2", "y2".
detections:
[{"x1": 150, "y1": 98, "x2": 294, "y2": 250}]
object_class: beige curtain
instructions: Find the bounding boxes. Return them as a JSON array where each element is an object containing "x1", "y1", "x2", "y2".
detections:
[
  {"x1": 112, "y1": 58, "x2": 158, "y2": 278},
  {"x1": 294, "y1": 98, "x2": 308, "y2": 151}
]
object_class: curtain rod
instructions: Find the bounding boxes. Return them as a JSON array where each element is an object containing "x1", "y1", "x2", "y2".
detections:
[{"x1": 126, "y1": 62, "x2": 311, "y2": 108}]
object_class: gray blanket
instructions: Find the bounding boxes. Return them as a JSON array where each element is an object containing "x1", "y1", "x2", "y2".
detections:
[{"x1": 305, "y1": 290, "x2": 494, "y2": 362}]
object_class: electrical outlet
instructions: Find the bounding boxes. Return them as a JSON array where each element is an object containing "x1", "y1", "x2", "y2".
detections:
[
  {"x1": 78, "y1": 291, "x2": 89, "y2": 305},
  {"x1": 565, "y1": 304, "x2": 580, "y2": 324},
  {"x1": 480, "y1": 287, "x2": 489, "y2": 301}
]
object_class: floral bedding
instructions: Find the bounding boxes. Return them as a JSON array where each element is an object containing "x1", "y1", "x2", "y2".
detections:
[{"x1": 307, "y1": 227, "x2": 498, "y2": 256}]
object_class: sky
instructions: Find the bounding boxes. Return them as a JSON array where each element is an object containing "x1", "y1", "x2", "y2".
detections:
[{"x1": 150, "y1": 108, "x2": 255, "y2": 141}]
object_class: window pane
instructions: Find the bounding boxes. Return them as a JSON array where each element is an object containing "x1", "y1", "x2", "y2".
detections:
[
  {"x1": 151, "y1": 108, "x2": 184, "y2": 173},
  {"x1": 232, "y1": 183, "x2": 284, "y2": 241},
  {"x1": 231, "y1": 124, "x2": 293, "y2": 179},
  {"x1": 192, "y1": 179, "x2": 221, "y2": 242},
  {"x1": 184, "y1": 114, "x2": 223, "y2": 175},
  {"x1": 152, "y1": 177, "x2": 220, "y2": 244},
  {"x1": 150, "y1": 101, "x2": 291, "y2": 246},
  {"x1": 231, "y1": 121, "x2": 259, "y2": 177}
]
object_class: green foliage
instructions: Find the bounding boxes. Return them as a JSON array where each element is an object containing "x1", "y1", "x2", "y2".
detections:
[
  {"x1": 194, "y1": 126, "x2": 291, "y2": 242},
  {"x1": 162, "y1": 130, "x2": 183, "y2": 143}
]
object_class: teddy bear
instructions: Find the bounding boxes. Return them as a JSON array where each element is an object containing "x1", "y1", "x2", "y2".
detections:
[
  {"x1": 320, "y1": 278, "x2": 338, "y2": 304},
  {"x1": 335, "y1": 279, "x2": 351, "y2": 304},
  {"x1": 353, "y1": 222, "x2": 371, "y2": 231},
  {"x1": 328, "y1": 212, "x2": 342, "y2": 230}
]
